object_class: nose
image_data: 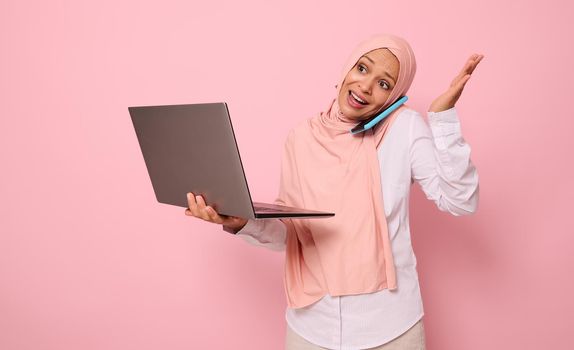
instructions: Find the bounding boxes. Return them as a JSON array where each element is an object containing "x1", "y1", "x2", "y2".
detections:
[{"x1": 358, "y1": 78, "x2": 375, "y2": 95}]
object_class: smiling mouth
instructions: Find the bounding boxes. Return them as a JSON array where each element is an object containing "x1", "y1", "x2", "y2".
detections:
[
  {"x1": 349, "y1": 91, "x2": 368, "y2": 105},
  {"x1": 347, "y1": 91, "x2": 369, "y2": 110}
]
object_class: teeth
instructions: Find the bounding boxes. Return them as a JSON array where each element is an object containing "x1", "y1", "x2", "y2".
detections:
[{"x1": 350, "y1": 91, "x2": 366, "y2": 104}]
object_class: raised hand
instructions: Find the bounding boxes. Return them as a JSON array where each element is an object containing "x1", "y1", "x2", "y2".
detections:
[{"x1": 429, "y1": 53, "x2": 484, "y2": 113}]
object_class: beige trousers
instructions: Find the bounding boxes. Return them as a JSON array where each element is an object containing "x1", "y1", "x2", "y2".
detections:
[{"x1": 285, "y1": 319, "x2": 426, "y2": 350}]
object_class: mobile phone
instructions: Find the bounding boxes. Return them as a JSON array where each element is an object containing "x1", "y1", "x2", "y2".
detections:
[{"x1": 350, "y1": 95, "x2": 408, "y2": 135}]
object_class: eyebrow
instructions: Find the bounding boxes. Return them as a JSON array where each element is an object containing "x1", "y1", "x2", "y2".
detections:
[{"x1": 361, "y1": 55, "x2": 397, "y2": 84}]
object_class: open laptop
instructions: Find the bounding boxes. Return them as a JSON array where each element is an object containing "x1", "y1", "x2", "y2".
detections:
[{"x1": 128, "y1": 102, "x2": 335, "y2": 219}]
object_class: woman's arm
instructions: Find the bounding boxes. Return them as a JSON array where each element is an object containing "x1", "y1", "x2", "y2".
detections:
[
  {"x1": 409, "y1": 107, "x2": 479, "y2": 215},
  {"x1": 226, "y1": 218, "x2": 287, "y2": 251}
]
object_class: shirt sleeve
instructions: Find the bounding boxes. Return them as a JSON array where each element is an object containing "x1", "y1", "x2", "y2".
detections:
[
  {"x1": 409, "y1": 107, "x2": 479, "y2": 216},
  {"x1": 231, "y1": 218, "x2": 287, "y2": 251}
]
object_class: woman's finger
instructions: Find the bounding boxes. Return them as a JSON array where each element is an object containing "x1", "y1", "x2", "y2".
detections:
[
  {"x1": 466, "y1": 54, "x2": 483, "y2": 75},
  {"x1": 456, "y1": 74, "x2": 471, "y2": 97},
  {"x1": 462, "y1": 55, "x2": 476, "y2": 72},
  {"x1": 470, "y1": 57, "x2": 483, "y2": 75},
  {"x1": 187, "y1": 192, "x2": 200, "y2": 216},
  {"x1": 195, "y1": 194, "x2": 206, "y2": 208},
  {"x1": 196, "y1": 195, "x2": 224, "y2": 223},
  {"x1": 460, "y1": 74, "x2": 471, "y2": 87},
  {"x1": 452, "y1": 74, "x2": 471, "y2": 91},
  {"x1": 195, "y1": 195, "x2": 210, "y2": 215},
  {"x1": 451, "y1": 60, "x2": 472, "y2": 87},
  {"x1": 187, "y1": 192, "x2": 195, "y2": 207},
  {"x1": 206, "y1": 206, "x2": 224, "y2": 224},
  {"x1": 452, "y1": 56, "x2": 474, "y2": 83},
  {"x1": 194, "y1": 195, "x2": 213, "y2": 221},
  {"x1": 461, "y1": 54, "x2": 480, "y2": 75},
  {"x1": 452, "y1": 54, "x2": 482, "y2": 87}
]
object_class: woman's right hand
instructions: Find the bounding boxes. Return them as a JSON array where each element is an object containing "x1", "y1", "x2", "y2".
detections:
[{"x1": 185, "y1": 192, "x2": 248, "y2": 233}]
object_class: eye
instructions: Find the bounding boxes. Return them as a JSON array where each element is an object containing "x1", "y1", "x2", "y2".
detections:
[
  {"x1": 358, "y1": 64, "x2": 367, "y2": 73},
  {"x1": 379, "y1": 80, "x2": 390, "y2": 90}
]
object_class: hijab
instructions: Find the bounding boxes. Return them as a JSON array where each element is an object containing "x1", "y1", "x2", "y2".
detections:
[{"x1": 275, "y1": 33, "x2": 417, "y2": 309}]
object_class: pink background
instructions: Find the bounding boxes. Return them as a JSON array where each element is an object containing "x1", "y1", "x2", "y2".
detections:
[{"x1": 1, "y1": 0, "x2": 572, "y2": 349}]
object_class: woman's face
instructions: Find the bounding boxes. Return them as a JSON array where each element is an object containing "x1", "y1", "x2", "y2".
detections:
[{"x1": 337, "y1": 48, "x2": 400, "y2": 121}]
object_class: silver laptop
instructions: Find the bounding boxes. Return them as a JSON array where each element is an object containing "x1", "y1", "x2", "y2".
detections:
[{"x1": 128, "y1": 102, "x2": 335, "y2": 219}]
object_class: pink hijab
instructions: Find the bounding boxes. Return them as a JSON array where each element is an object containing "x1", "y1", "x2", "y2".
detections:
[{"x1": 275, "y1": 33, "x2": 417, "y2": 309}]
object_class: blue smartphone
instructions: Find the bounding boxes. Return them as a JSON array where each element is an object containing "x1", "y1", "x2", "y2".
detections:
[{"x1": 350, "y1": 95, "x2": 408, "y2": 135}]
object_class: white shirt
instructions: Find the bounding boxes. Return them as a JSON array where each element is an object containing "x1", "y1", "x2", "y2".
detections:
[{"x1": 234, "y1": 107, "x2": 479, "y2": 350}]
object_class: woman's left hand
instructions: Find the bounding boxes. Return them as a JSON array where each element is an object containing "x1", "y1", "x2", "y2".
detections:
[{"x1": 428, "y1": 54, "x2": 484, "y2": 113}]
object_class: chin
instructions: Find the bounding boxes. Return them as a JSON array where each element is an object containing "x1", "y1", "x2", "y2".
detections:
[
  {"x1": 340, "y1": 107, "x2": 360, "y2": 120},
  {"x1": 339, "y1": 101, "x2": 371, "y2": 121}
]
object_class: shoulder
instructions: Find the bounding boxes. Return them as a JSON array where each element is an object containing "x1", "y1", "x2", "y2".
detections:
[
  {"x1": 280, "y1": 119, "x2": 309, "y2": 150},
  {"x1": 398, "y1": 106, "x2": 428, "y2": 130},
  {"x1": 381, "y1": 106, "x2": 425, "y2": 134},
  {"x1": 285, "y1": 118, "x2": 313, "y2": 141},
  {"x1": 377, "y1": 106, "x2": 424, "y2": 130},
  {"x1": 398, "y1": 106, "x2": 423, "y2": 121},
  {"x1": 387, "y1": 107, "x2": 431, "y2": 144}
]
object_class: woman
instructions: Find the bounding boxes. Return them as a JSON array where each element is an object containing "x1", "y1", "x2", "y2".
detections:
[{"x1": 185, "y1": 33, "x2": 483, "y2": 350}]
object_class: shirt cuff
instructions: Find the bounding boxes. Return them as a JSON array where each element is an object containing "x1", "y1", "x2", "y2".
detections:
[
  {"x1": 427, "y1": 107, "x2": 461, "y2": 138},
  {"x1": 428, "y1": 106, "x2": 459, "y2": 124},
  {"x1": 224, "y1": 219, "x2": 262, "y2": 235}
]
